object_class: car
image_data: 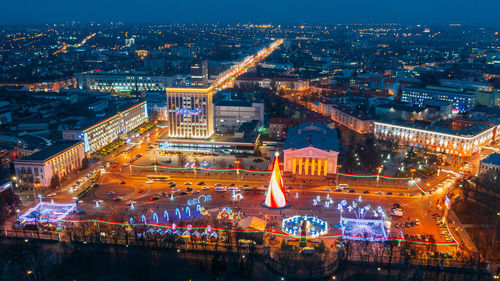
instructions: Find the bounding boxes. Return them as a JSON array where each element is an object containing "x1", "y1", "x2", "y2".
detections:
[
  {"x1": 87, "y1": 172, "x2": 94, "y2": 177},
  {"x1": 146, "y1": 180, "x2": 154, "y2": 184},
  {"x1": 229, "y1": 183, "x2": 236, "y2": 187},
  {"x1": 184, "y1": 182, "x2": 192, "y2": 185},
  {"x1": 408, "y1": 193, "x2": 415, "y2": 196},
  {"x1": 322, "y1": 188, "x2": 331, "y2": 191},
  {"x1": 149, "y1": 196, "x2": 159, "y2": 201},
  {"x1": 92, "y1": 183, "x2": 99, "y2": 188},
  {"x1": 397, "y1": 192, "x2": 404, "y2": 196},
  {"x1": 136, "y1": 154, "x2": 143, "y2": 158},
  {"x1": 112, "y1": 196, "x2": 122, "y2": 201},
  {"x1": 169, "y1": 183, "x2": 176, "y2": 188},
  {"x1": 386, "y1": 192, "x2": 393, "y2": 195},
  {"x1": 215, "y1": 186, "x2": 227, "y2": 192},
  {"x1": 122, "y1": 162, "x2": 130, "y2": 167},
  {"x1": 106, "y1": 191, "x2": 115, "y2": 196},
  {"x1": 47, "y1": 192, "x2": 57, "y2": 197},
  {"x1": 414, "y1": 219, "x2": 420, "y2": 226},
  {"x1": 119, "y1": 181, "x2": 126, "y2": 184},
  {"x1": 287, "y1": 186, "x2": 293, "y2": 190},
  {"x1": 168, "y1": 181, "x2": 175, "y2": 185},
  {"x1": 362, "y1": 190, "x2": 369, "y2": 194},
  {"x1": 75, "y1": 181, "x2": 80, "y2": 186},
  {"x1": 337, "y1": 184, "x2": 349, "y2": 190},
  {"x1": 242, "y1": 184, "x2": 249, "y2": 187},
  {"x1": 192, "y1": 190, "x2": 200, "y2": 194},
  {"x1": 180, "y1": 192, "x2": 188, "y2": 195},
  {"x1": 335, "y1": 188, "x2": 343, "y2": 192},
  {"x1": 172, "y1": 187, "x2": 179, "y2": 192},
  {"x1": 202, "y1": 186, "x2": 210, "y2": 190},
  {"x1": 186, "y1": 187, "x2": 193, "y2": 192},
  {"x1": 375, "y1": 191, "x2": 383, "y2": 195},
  {"x1": 137, "y1": 188, "x2": 144, "y2": 193},
  {"x1": 197, "y1": 181, "x2": 205, "y2": 185},
  {"x1": 348, "y1": 189, "x2": 355, "y2": 193},
  {"x1": 127, "y1": 200, "x2": 137, "y2": 206}
]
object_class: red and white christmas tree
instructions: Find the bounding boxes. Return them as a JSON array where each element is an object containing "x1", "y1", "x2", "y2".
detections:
[{"x1": 264, "y1": 152, "x2": 287, "y2": 208}]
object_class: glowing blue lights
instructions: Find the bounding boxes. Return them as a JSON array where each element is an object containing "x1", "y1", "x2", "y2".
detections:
[{"x1": 281, "y1": 215, "x2": 329, "y2": 238}]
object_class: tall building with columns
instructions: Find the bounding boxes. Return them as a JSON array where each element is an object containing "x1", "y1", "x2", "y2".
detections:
[
  {"x1": 165, "y1": 87, "x2": 214, "y2": 139},
  {"x1": 283, "y1": 122, "x2": 339, "y2": 177}
]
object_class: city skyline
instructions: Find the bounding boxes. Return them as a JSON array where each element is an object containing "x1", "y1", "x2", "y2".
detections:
[{"x1": 1, "y1": 0, "x2": 500, "y2": 25}]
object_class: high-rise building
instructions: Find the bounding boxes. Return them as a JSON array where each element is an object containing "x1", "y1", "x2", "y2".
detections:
[
  {"x1": 165, "y1": 88, "x2": 214, "y2": 139},
  {"x1": 190, "y1": 60, "x2": 208, "y2": 87}
]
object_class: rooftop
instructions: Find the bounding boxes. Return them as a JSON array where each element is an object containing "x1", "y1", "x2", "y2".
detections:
[
  {"x1": 375, "y1": 120, "x2": 493, "y2": 137},
  {"x1": 284, "y1": 122, "x2": 339, "y2": 152},
  {"x1": 482, "y1": 153, "x2": 500, "y2": 166},
  {"x1": 15, "y1": 140, "x2": 82, "y2": 162},
  {"x1": 71, "y1": 101, "x2": 146, "y2": 131}
]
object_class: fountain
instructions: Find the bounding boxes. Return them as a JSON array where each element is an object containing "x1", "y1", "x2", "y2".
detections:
[
  {"x1": 131, "y1": 203, "x2": 135, "y2": 210},
  {"x1": 295, "y1": 192, "x2": 299, "y2": 198},
  {"x1": 95, "y1": 201, "x2": 100, "y2": 208}
]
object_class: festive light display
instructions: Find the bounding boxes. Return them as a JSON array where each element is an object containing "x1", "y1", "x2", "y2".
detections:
[
  {"x1": 264, "y1": 153, "x2": 287, "y2": 208},
  {"x1": 38, "y1": 214, "x2": 458, "y2": 248},
  {"x1": 281, "y1": 215, "x2": 329, "y2": 238},
  {"x1": 338, "y1": 200, "x2": 388, "y2": 242},
  {"x1": 18, "y1": 201, "x2": 76, "y2": 224}
]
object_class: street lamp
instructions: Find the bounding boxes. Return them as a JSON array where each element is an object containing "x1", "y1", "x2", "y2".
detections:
[{"x1": 234, "y1": 160, "x2": 240, "y2": 177}]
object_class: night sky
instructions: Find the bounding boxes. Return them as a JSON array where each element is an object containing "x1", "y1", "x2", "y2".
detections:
[{"x1": 1, "y1": 0, "x2": 500, "y2": 25}]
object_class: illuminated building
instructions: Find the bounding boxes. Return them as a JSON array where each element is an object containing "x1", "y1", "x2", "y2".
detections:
[
  {"x1": 165, "y1": 87, "x2": 214, "y2": 139},
  {"x1": 63, "y1": 102, "x2": 148, "y2": 154},
  {"x1": 374, "y1": 120, "x2": 495, "y2": 156},
  {"x1": 190, "y1": 60, "x2": 208, "y2": 87},
  {"x1": 401, "y1": 87, "x2": 476, "y2": 112},
  {"x1": 283, "y1": 122, "x2": 339, "y2": 177},
  {"x1": 76, "y1": 72, "x2": 169, "y2": 92},
  {"x1": 330, "y1": 104, "x2": 373, "y2": 134},
  {"x1": 264, "y1": 154, "x2": 287, "y2": 208},
  {"x1": 14, "y1": 140, "x2": 85, "y2": 188},
  {"x1": 157, "y1": 120, "x2": 260, "y2": 155}
]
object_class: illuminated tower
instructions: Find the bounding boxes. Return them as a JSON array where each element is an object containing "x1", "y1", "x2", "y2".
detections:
[
  {"x1": 165, "y1": 87, "x2": 214, "y2": 139},
  {"x1": 264, "y1": 152, "x2": 288, "y2": 208}
]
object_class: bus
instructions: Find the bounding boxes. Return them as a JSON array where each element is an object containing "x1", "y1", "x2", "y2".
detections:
[{"x1": 146, "y1": 175, "x2": 170, "y2": 181}]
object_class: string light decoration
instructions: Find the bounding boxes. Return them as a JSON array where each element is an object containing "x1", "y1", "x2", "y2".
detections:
[{"x1": 338, "y1": 198, "x2": 389, "y2": 242}]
